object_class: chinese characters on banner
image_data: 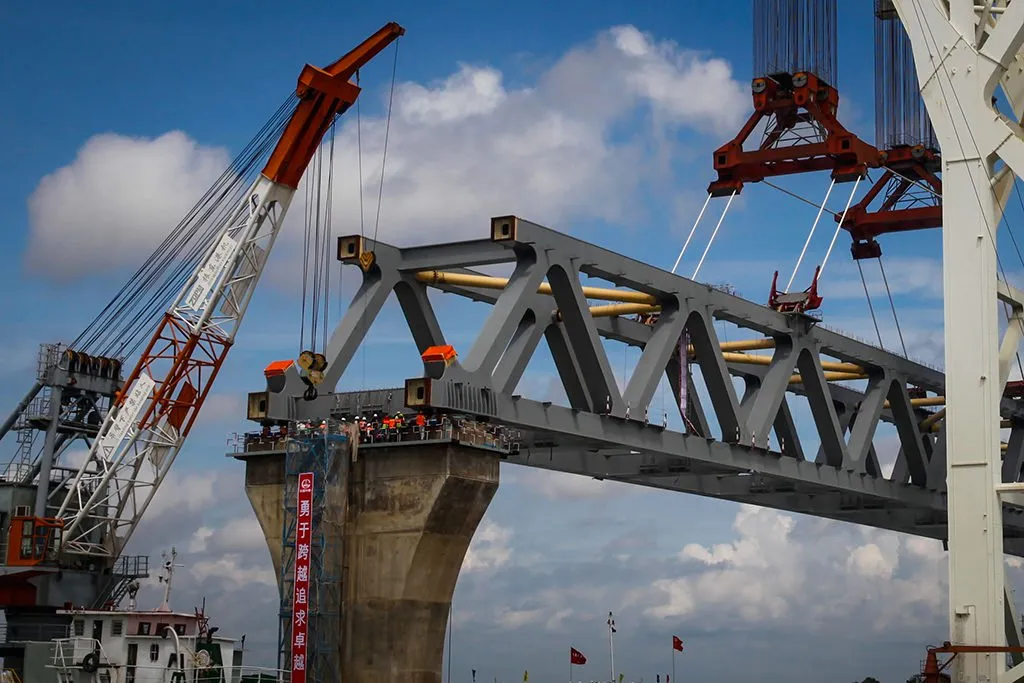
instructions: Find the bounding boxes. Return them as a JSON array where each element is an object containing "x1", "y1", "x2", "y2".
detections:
[{"x1": 291, "y1": 472, "x2": 314, "y2": 683}]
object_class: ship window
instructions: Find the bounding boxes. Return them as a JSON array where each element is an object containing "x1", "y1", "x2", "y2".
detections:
[
  {"x1": 73, "y1": 619, "x2": 84, "y2": 636},
  {"x1": 99, "y1": 672, "x2": 111, "y2": 683},
  {"x1": 174, "y1": 624, "x2": 186, "y2": 636},
  {"x1": 138, "y1": 622, "x2": 151, "y2": 636},
  {"x1": 155, "y1": 622, "x2": 169, "y2": 637},
  {"x1": 111, "y1": 620, "x2": 123, "y2": 636},
  {"x1": 19, "y1": 521, "x2": 32, "y2": 559},
  {"x1": 149, "y1": 643, "x2": 159, "y2": 661}
]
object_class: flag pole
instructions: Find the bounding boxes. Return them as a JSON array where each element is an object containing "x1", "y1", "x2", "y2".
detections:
[
  {"x1": 607, "y1": 612, "x2": 616, "y2": 683},
  {"x1": 569, "y1": 647, "x2": 572, "y2": 683},
  {"x1": 672, "y1": 646, "x2": 675, "y2": 683}
]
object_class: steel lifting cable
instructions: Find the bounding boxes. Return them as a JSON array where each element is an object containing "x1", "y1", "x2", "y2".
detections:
[
  {"x1": 878, "y1": 256, "x2": 908, "y2": 357},
  {"x1": 761, "y1": 178, "x2": 841, "y2": 217},
  {"x1": 818, "y1": 174, "x2": 863, "y2": 279},
  {"x1": 300, "y1": 146, "x2": 316, "y2": 352},
  {"x1": 87, "y1": 97, "x2": 296, "y2": 356},
  {"x1": 310, "y1": 136, "x2": 326, "y2": 351},
  {"x1": 73, "y1": 95, "x2": 299, "y2": 358},
  {"x1": 357, "y1": 39, "x2": 401, "y2": 390},
  {"x1": 323, "y1": 126, "x2": 336, "y2": 351},
  {"x1": 86, "y1": 97, "x2": 297, "y2": 356},
  {"x1": 372, "y1": 40, "x2": 400, "y2": 244},
  {"x1": 355, "y1": 70, "x2": 368, "y2": 390},
  {"x1": 75, "y1": 95, "x2": 294, "y2": 350},
  {"x1": 671, "y1": 193, "x2": 712, "y2": 274},
  {"x1": 299, "y1": 120, "x2": 340, "y2": 356},
  {"x1": 856, "y1": 260, "x2": 884, "y2": 348},
  {"x1": 109, "y1": 108, "x2": 297, "y2": 358},
  {"x1": 785, "y1": 178, "x2": 836, "y2": 292},
  {"x1": 692, "y1": 190, "x2": 737, "y2": 280}
]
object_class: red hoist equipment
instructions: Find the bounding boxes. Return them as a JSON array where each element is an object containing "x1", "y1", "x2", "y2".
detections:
[{"x1": 51, "y1": 23, "x2": 405, "y2": 558}]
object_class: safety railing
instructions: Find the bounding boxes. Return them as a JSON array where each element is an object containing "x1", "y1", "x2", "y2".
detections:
[
  {"x1": 357, "y1": 416, "x2": 520, "y2": 453},
  {"x1": 236, "y1": 416, "x2": 521, "y2": 456}
]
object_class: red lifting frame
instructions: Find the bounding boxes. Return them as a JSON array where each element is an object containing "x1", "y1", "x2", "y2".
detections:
[
  {"x1": 841, "y1": 144, "x2": 942, "y2": 259},
  {"x1": 708, "y1": 71, "x2": 879, "y2": 197}
]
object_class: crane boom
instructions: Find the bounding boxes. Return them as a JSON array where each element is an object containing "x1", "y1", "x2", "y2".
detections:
[{"x1": 54, "y1": 22, "x2": 405, "y2": 558}]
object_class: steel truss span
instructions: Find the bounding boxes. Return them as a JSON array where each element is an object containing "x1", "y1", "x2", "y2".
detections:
[{"x1": 253, "y1": 216, "x2": 1024, "y2": 555}]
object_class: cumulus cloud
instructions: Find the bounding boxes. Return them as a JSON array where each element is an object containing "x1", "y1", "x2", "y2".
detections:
[
  {"x1": 510, "y1": 468, "x2": 634, "y2": 501},
  {"x1": 188, "y1": 515, "x2": 266, "y2": 554},
  {"x1": 635, "y1": 505, "x2": 948, "y2": 632},
  {"x1": 24, "y1": 25, "x2": 747, "y2": 279},
  {"x1": 25, "y1": 131, "x2": 229, "y2": 279},
  {"x1": 463, "y1": 520, "x2": 513, "y2": 573}
]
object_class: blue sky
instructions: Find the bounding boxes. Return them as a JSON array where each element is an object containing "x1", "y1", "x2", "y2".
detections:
[{"x1": 4, "y1": 2, "x2": 1023, "y2": 682}]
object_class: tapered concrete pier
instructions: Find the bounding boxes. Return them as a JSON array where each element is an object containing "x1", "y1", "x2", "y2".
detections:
[{"x1": 237, "y1": 441, "x2": 500, "y2": 683}]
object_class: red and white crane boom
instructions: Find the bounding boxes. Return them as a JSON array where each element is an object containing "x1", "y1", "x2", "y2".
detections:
[{"x1": 54, "y1": 22, "x2": 405, "y2": 558}]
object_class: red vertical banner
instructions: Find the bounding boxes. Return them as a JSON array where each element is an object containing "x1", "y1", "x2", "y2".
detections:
[
  {"x1": 291, "y1": 472, "x2": 314, "y2": 683},
  {"x1": 679, "y1": 333, "x2": 689, "y2": 423}
]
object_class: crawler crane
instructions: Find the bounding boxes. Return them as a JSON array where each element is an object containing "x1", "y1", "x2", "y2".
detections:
[
  {"x1": 0, "y1": 23, "x2": 404, "y2": 641},
  {"x1": 53, "y1": 22, "x2": 405, "y2": 559}
]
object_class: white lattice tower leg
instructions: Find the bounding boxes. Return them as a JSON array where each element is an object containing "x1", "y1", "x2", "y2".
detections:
[{"x1": 891, "y1": 2, "x2": 1024, "y2": 681}]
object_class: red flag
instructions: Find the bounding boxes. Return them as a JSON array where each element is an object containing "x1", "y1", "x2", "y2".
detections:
[
  {"x1": 570, "y1": 647, "x2": 587, "y2": 665},
  {"x1": 672, "y1": 635, "x2": 684, "y2": 652}
]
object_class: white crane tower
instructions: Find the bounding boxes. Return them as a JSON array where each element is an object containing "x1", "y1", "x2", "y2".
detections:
[{"x1": 895, "y1": 1, "x2": 1024, "y2": 681}]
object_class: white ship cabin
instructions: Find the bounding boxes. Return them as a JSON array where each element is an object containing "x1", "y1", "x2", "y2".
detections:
[
  {"x1": 44, "y1": 548, "x2": 276, "y2": 683},
  {"x1": 50, "y1": 606, "x2": 243, "y2": 682}
]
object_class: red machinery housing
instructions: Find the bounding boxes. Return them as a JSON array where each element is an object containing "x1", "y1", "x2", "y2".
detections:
[
  {"x1": 709, "y1": 71, "x2": 878, "y2": 198},
  {"x1": 6, "y1": 515, "x2": 63, "y2": 567},
  {"x1": 842, "y1": 144, "x2": 941, "y2": 259}
]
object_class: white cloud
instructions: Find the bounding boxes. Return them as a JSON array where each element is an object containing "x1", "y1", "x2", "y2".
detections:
[
  {"x1": 24, "y1": 25, "x2": 747, "y2": 279},
  {"x1": 512, "y1": 468, "x2": 633, "y2": 501},
  {"x1": 142, "y1": 468, "x2": 225, "y2": 519},
  {"x1": 635, "y1": 505, "x2": 952, "y2": 631},
  {"x1": 189, "y1": 552, "x2": 277, "y2": 590},
  {"x1": 495, "y1": 607, "x2": 546, "y2": 629},
  {"x1": 188, "y1": 516, "x2": 266, "y2": 554},
  {"x1": 847, "y1": 542, "x2": 898, "y2": 580},
  {"x1": 25, "y1": 131, "x2": 229, "y2": 279},
  {"x1": 607, "y1": 25, "x2": 747, "y2": 135},
  {"x1": 826, "y1": 257, "x2": 944, "y2": 301},
  {"x1": 463, "y1": 520, "x2": 513, "y2": 573},
  {"x1": 399, "y1": 65, "x2": 507, "y2": 124}
]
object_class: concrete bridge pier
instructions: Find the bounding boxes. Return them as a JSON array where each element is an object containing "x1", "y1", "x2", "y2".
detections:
[{"x1": 238, "y1": 441, "x2": 500, "y2": 683}]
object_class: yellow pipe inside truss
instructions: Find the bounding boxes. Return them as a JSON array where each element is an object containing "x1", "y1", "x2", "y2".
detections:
[
  {"x1": 722, "y1": 351, "x2": 864, "y2": 375},
  {"x1": 419, "y1": 272, "x2": 961, "y2": 402},
  {"x1": 415, "y1": 270, "x2": 658, "y2": 304}
]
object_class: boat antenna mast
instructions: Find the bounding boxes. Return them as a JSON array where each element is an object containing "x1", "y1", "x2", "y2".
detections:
[{"x1": 157, "y1": 546, "x2": 182, "y2": 612}]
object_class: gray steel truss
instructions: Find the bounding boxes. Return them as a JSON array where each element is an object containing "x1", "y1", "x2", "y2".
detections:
[{"x1": 251, "y1": 216, "x2": 1024, "y2": 555}]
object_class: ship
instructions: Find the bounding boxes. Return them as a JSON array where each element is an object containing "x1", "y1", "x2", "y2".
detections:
[{"x1": 0, "y1": 547, "x2": 282, "y2": 683}]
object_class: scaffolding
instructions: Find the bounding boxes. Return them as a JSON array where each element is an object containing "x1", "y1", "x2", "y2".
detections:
[{"x1": 278, "y1": 420, "x2": 349, "y2": 683}]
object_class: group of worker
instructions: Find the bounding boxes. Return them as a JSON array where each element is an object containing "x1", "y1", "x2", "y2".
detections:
[
  {"x1": 351, "y1": 411, "x2": 446, "y2": 444},
  {"x1": 242, "y1": 411, "x2": 515, "y2": 451}
]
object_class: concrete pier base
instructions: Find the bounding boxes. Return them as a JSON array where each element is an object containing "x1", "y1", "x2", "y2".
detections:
[{"x1": 239, "y1": 442, "x2": 500, "y2": 683}]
